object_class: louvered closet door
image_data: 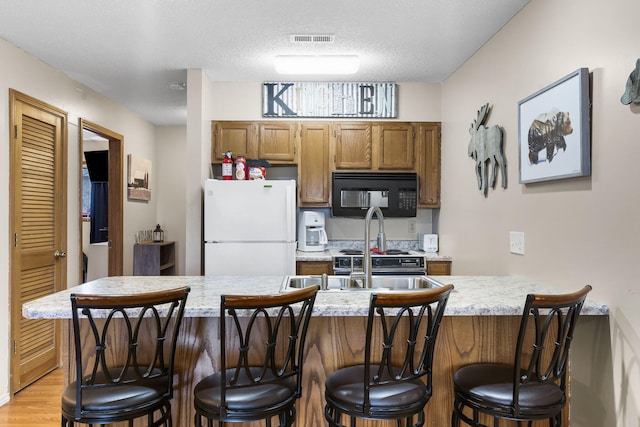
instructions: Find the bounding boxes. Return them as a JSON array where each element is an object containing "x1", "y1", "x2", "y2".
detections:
[{"x1": 10, "y1": 91, "x2": 66, "y2": 392}]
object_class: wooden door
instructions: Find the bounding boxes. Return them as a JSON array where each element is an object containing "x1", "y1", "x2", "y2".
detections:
[
  {"x1": 299, "y1": 122, "x2": 330, "y2": 205},
  {"x1": 9, "y1": 90, "x2": 67, "y2": 392}
]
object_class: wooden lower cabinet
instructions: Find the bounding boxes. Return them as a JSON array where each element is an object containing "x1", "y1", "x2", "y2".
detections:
[
  {"x1": 296, "y1": 259, "x2": 450, "y2": 276},
  {"x1": 66, "y1": 315, "x2": 567, "y2": 426},
  {"x1": 296, "y1": 260, "x2": 333, "y2": 275},
  {"x1": 427, "y1": 260, "x2": 451, "y2": 275}
]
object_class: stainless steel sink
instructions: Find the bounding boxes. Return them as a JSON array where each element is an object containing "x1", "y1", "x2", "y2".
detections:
[{"x1": 281, "y1": 275, "x2": 443, "y2": 292}]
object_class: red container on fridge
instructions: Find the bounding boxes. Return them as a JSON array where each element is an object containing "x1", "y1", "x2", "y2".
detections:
[{"x1": 235, "y1": 156, "x2": 247, "y2": 180}]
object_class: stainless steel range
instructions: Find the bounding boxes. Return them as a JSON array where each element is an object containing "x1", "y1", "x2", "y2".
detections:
[{"x1": 332, "y1": 249, "x2": 425, "y2": 276}]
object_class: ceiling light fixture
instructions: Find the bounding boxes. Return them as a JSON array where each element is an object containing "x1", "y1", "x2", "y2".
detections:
[{"x1": 274, "y1": 55, "x2": 360, "y2": 75}]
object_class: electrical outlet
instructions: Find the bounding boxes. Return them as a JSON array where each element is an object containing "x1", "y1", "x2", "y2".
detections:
[
  {"x1": 408, "y1": 220, "x2": 416, "y2": 233},
  {"x1": 509, "y1": 232, "x2": 525, "y2": 255}
]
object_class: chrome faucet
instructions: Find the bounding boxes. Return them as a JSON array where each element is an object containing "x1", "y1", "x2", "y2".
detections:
[{"x1": 363, "y1": 206, "x2": 386, "y2": 289}]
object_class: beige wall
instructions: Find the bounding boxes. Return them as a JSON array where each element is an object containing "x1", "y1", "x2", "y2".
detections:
[
  {"x1": 184, "y1": 69, "x2": 215, "y2": 275},
  {"x1": 155, "y1": 125, "x2": 188, "y2": 275},
  {"x1": 0, "y1": 37, "x2": 159, "y2": 402},
  {"x1": 440, "y1": 0, "x2": 640, "y2": 424},
  {"x1": 208, "y1": 81, "x2": 442, "y2": 122}
]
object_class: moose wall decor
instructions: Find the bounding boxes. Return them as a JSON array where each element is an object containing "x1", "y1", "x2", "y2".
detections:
[{"x1": 468, "y1": 103, "x2": 507, "y2": 197}]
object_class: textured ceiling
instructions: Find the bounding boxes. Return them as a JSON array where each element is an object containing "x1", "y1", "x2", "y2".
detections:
[{"x1": 0, "y1": 0, "x2": 529, "y2": 125}]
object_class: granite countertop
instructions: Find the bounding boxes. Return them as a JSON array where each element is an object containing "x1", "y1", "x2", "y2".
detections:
[
  {"x1": 22, "y1": 275, "x2": 608, "y2": 319},
  {"x1": 296, "y1": 250, "x2": 333, "y2": 261}
]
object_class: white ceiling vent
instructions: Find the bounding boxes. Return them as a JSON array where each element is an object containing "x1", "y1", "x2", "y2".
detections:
[{"x1": 290, "y1": 34, "x2": 335, "y2": 44}]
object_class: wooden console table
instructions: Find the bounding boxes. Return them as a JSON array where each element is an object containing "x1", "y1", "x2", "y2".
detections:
[{"x1": 133, "y1": 241, "x2": 176, "y2": 276}]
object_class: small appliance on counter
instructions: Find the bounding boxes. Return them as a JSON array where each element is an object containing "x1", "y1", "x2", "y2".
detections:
[
  {"x1": 418, "y1": 233, "x2": 439, "y2": 253},
  {"x1": 297, "y1": 211, "x2": 328, "y2": 252}
]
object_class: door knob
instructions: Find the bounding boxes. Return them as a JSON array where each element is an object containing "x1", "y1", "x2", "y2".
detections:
[{"x1": 54, "y1": 250, "x2": 67, "y2": 258}]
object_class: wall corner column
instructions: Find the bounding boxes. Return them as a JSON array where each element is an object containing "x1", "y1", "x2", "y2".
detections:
[{"x1": 185, "y1": 69, "x2": 213, "y2": 275}]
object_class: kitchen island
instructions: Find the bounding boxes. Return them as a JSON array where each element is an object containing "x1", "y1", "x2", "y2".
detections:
[{"x1": 23, "y1": 276, "x2": 607, "y2": 426}]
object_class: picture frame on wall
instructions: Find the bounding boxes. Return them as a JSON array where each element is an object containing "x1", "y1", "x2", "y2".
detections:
[
  {"x1": 518, "y1": 68, "x2": 591, "y2": 184},
  {"x1": 127, "y1": 154, "x2": 152, "y2": 201}
]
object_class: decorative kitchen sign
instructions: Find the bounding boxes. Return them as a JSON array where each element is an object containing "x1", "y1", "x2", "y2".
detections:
[
  {"x1": 263, "y1": 82, "x2": 397, "y2": 118},
  {"x1": 468, "y1": 103, "x2": 506, "y2": 197}
]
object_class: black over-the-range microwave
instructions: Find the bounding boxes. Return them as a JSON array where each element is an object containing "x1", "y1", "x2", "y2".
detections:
[{"x1": 331, "y1": 172, "x2": 418, "y2": 218}]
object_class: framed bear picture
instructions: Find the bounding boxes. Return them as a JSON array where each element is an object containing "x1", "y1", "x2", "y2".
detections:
[{"x1": 518, "y1": 68, "x2": 591, "y2": 184}]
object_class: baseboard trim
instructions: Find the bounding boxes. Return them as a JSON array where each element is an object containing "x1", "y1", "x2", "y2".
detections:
[{"x1": 0, "y1": 392, "x2": 10, "y2": 407}]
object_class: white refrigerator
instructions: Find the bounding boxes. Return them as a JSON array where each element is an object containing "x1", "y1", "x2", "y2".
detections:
[{"x1": 204, "y1": 179, "x2": 297, "y2": 276}]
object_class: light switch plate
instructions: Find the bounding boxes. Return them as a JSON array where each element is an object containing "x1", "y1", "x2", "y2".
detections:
[{"x1": 509, "y1": 231, "x2": 525, "y2": 255}]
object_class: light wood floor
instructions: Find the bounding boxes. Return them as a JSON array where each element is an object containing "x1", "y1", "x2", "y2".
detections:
[{"x1": 0, "y1": 369, "x2": 63, "y2": 426}]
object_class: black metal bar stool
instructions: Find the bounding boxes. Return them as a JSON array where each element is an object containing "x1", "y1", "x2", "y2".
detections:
[
  {"x1": 61, "y1": 286, "x2": 190, "y2": 426},
  {"x1": 324, "y1": 284, "x2": 454, "y2": 427},
  {"x1": 193, "y1": 285, "x2": 319, "y2": 427},
  {"x1": 451, "y1": 285, "x2": 592, "y2": 427}
]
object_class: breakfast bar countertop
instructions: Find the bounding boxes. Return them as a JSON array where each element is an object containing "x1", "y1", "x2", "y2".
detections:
[{"x1": 23, "y1": 275, "x2": 608, "y2": 319}]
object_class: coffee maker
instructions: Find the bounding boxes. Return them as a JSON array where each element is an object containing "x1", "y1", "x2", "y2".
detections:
[{"x1": 297, "y1": 211, "x2": 328, "y2": 252}]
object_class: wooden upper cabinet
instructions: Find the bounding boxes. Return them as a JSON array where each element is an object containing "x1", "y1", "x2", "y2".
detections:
[
  {"x1": 299, "y1": 123, "x2": 331, "y2": 206},
  {"x1": 211, "y1": 121, "x2": 297, "y2": 164},
  {"x1": 210, "y1": 120, "x2": 441, "y2": 208},
  {"x1": 257, "y1": 122, "x2": 297, "y2": 164},
  {"x1": 333, "y1": 122, "x2": 372, "y2": 169},
  {"x1": 212, "y1": 121, "x2": 257, "y2": 160},
  {"x1": 415, "y1": 122, "x2": 441, "y2": 208},
  {"x1": 376, "y1": 123, "x2": 415, "y2": 170}
]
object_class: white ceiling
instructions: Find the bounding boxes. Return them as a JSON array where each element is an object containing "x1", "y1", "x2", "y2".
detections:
[{"x1": 0, "y1": 0, "x2": 529, "y2": 126}]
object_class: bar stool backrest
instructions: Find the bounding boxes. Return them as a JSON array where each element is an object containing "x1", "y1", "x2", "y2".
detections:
[
  {"x1": 69, "y1": 286, "x2": 190, "y2": 421},
  {"x1": 511, "y1": 285, "x2": 592, "y2": 416},
  {"x1": 218, "y1": 285, "x2": 319, "y2": 419},
  {"x1": 362, "y1": 284, "x2": 454, "y2": 412}
]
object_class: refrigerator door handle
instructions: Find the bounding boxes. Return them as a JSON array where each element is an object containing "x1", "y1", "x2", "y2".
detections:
[{"x1": 286, "y1": 184, "x2": 295, "y2": 240}]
